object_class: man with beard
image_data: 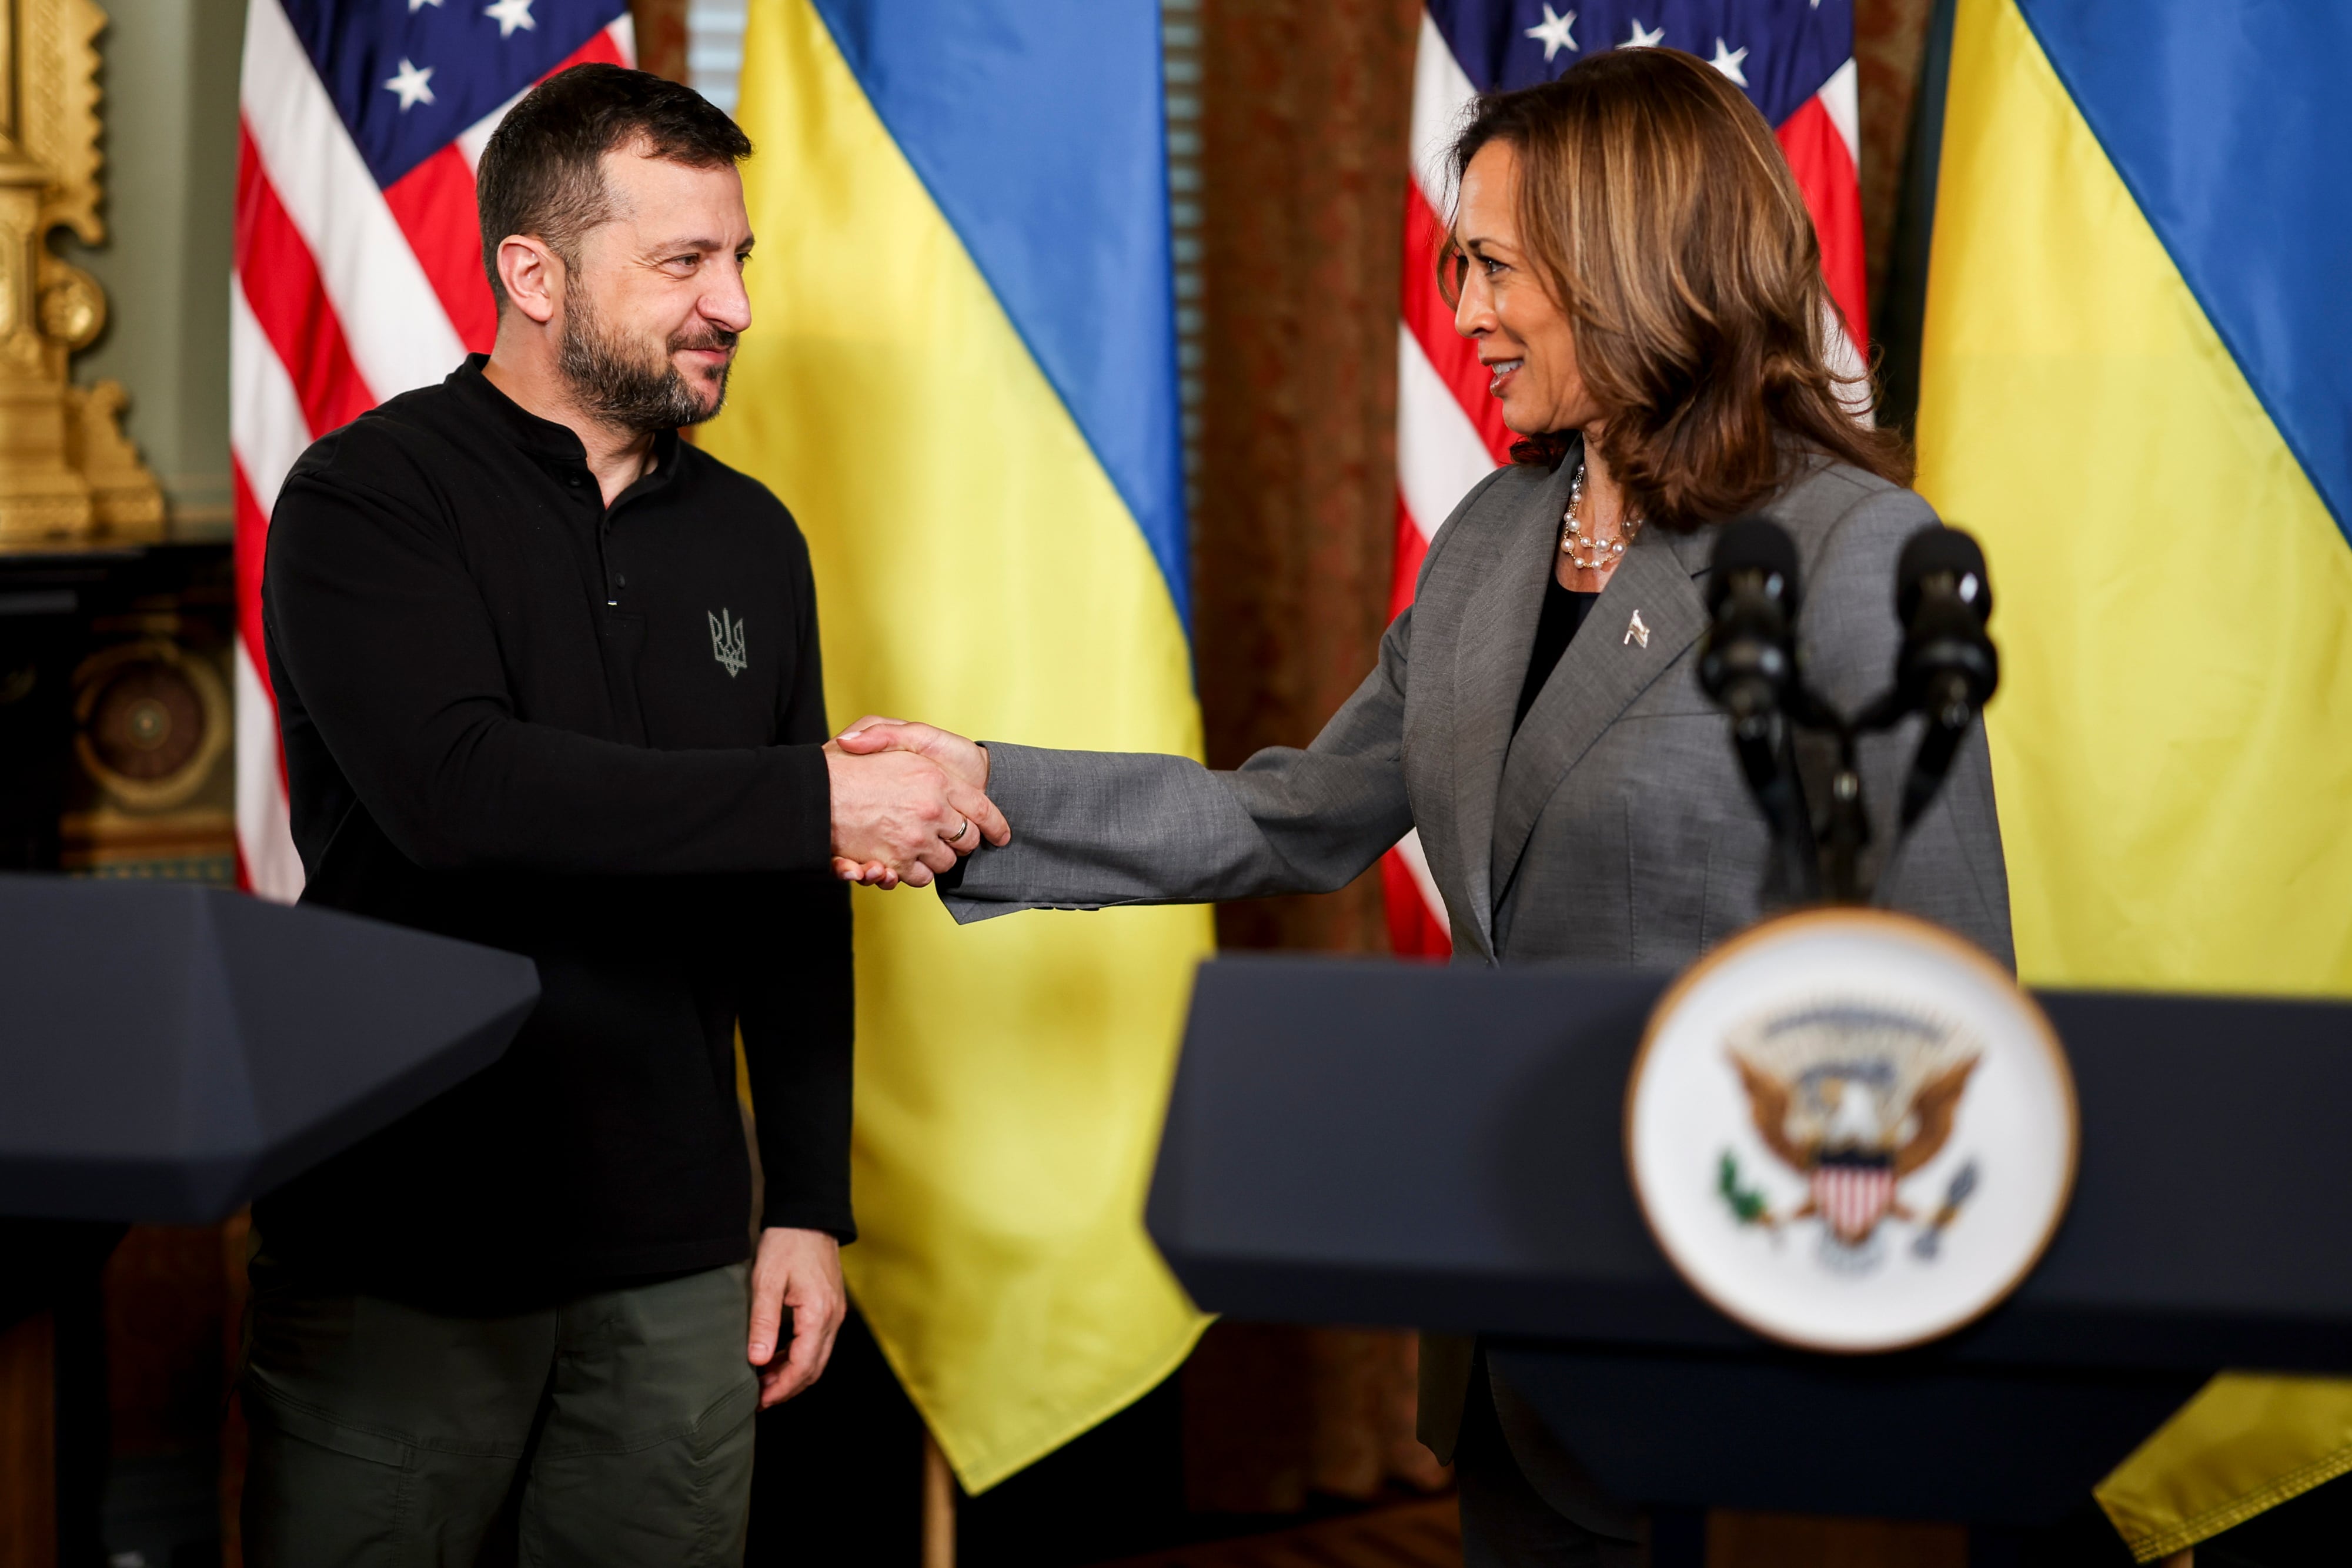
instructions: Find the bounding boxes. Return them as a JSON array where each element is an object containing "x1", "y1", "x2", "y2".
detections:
[{"x1": 246, "y1": 65, "x2": 998, "y2": 1562}]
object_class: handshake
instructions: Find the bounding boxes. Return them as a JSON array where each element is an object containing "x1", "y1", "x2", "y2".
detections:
[{"x1": 823, "y1": 718, "x2": 1000, "y2": 889}]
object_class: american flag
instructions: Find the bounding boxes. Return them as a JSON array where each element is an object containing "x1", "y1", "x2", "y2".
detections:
[
  {"x1": 1383, "y1": 1, "x2": 1868, "y2": 957},
  {"x1": 232, "y1": 0, "x2": 635, "y2": 900}
]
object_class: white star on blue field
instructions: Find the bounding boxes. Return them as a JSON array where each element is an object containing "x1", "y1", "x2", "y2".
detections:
[
  {"x1": 1524, "y1": 5, "x2": 1578, "y2": 60},
  {"x1": 1709, "y1": 35, "x2": 1749, "y2": 84},
  {"x1": 303, "y1": 0, "x2": 622, "y2": 185},
  {"x1": 382, "y1": 56, "x2": 436, "y2": 110},
  {"x1": 1424, "y1": 1, "x2": 1851, "y2": 130},
  {"x1": 484, "y1": 0, "x2": 537, "y2": 37}
]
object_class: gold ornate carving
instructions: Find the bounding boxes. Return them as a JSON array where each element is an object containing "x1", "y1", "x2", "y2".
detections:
[
  {"x1": 19, "y1": 0, "x2": 103, "y2": 246},
  {"x1": 70, "y1": 380, "x2": 161, "y2": 528},
  {"x1": 0, "y1": 0, "x2": 162, "y2": 545},
  {"x1": 71, "y1": 636, "x2": 230, "y2": 811}
]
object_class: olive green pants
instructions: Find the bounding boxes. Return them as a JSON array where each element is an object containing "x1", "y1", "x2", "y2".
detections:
[{"x1": 241, "y1": 1255, "x2": 759, "y2": 1567}]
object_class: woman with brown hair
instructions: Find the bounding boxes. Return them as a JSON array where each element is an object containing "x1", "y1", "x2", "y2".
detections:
[{"x1": 836, "y1": 47, "x2": 2011, "y2": 1562}]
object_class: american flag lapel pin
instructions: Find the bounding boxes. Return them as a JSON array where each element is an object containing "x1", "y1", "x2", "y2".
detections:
[{"x1": 1625, "y1": 609, "x2": 1650, "y2": 648}]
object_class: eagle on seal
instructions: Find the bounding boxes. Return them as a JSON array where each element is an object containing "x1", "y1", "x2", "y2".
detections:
[{"x1": 1727, "y1": 1004, "x2": 1980, "y2": 1246}]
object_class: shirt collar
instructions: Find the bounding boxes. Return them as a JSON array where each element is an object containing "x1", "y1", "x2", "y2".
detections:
[{"x1": 452, "y1": 354, "x2": 685, "y2": 496}]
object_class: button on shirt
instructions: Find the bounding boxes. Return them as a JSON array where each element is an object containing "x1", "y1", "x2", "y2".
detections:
[{"x1": 259, "y1": 356, "x2": 850, "y2": 1305}]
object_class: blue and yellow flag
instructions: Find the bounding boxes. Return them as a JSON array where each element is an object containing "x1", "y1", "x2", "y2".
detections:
[
  {"x1": 1916, "y1": 0, "x2": 2352, "y2": 1556},
  {"x1": 700, "y1": 0, "x2": 1214, "y2": 1490}
]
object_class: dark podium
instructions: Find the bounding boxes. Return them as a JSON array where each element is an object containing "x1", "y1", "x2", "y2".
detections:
[
  {"x1": 0, "y1": 874, "x2": 538, "y2": 1562},
  {"x1": 0, "y1": 874, "x2": 540, "y2": 1225},
  {"x1": 1147, "y1": 955, "x2": 2352, "y2": 1555}
]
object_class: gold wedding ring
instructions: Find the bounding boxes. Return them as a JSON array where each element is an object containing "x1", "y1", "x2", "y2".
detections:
[{"x1": 943, "y1": 817, "x2": 971, "y2": 845}]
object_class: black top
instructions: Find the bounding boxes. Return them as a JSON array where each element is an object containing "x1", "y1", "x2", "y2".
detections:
[
  {"x1": 1514, "y1": 568, "x2": 1600, "y2": 730},
  {"x1": 259, "y1": 356, "x2": 851, "y2": 1306}
]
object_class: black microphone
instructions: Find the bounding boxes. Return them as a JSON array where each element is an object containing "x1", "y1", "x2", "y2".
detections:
[
  {"x1": 1699, "y1": 516, "x2": 1801, "y2": 724},
  {"x1": 1700, "y1": 517, "x2": 1816, "y2": 899},
  {"x1": 1890, "y1": 526, "x2": 1999, "y2": 828}
]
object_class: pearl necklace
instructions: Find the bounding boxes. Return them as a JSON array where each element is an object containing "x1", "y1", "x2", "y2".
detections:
[{"x1": 1558, "y1": 461, "x2": 1643, "y2": 571}]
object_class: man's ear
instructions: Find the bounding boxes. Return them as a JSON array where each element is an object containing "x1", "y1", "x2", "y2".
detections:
[{"x1": 497, "y1": 235, "x2": 563, "y2": 326}]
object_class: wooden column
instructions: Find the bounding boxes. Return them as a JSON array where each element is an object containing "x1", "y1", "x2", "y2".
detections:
[
  {"x1": 629, "y1": 0, "x2": 689, "y2": 85},
  {"x1": 0, "y1": 1310, "x2": 58, "y2": 1568},
  {"x1": 1191, "y1": 0, "x2": 1421, "y2": 961},
  {"x1": 1852, "y1": 0, "x2": 1939, "y2": 324},
  {"x1": 1181, "y1": 0, "x2": 1452, "y2": 1517}
]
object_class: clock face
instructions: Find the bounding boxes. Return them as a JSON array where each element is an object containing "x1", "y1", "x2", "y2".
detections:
[{"x1": 1626, "y1": 908, "x2": 2077, "y2": 1353}]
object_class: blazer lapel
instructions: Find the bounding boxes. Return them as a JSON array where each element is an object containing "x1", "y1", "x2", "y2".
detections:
[
  {"x1": 1448, "y1": 452, "x2": 1580, "y2": 957},
  {"x1": 1488, "y1": 523, "x2": 1712, "y2": 910}
]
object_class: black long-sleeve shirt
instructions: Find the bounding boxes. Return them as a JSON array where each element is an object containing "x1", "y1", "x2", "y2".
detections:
[{"x1": 257, "y1": 356, "x2": 850, "y2": 1306}]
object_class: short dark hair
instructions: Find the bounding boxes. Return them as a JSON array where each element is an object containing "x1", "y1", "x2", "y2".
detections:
[{"x1": 476, "y1": 63, "x2": 752, "y2": 306}]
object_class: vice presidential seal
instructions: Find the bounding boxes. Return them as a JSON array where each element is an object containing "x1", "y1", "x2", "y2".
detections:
[{"x1": 1626, "y1": 908, "x2": 2076, "y2": 1352}]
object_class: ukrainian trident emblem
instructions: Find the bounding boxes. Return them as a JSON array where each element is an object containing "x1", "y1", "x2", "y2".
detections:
[
  {"x1": 709, "y1": 609, "x2": 747, "y2": 677},
  {"x1": 1718, "y1": 1003, "x2": 1982, "y2": 1270}
]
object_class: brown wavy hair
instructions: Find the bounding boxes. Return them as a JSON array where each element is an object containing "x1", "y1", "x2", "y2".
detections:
[{"x1": 1441, "y1": 48, "x2": 1908, "y2": 528}]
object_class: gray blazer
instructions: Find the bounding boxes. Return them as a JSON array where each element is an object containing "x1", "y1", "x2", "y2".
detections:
[{"x1": 942, "y1": 440, "x2": 2013, "y2": 1462}]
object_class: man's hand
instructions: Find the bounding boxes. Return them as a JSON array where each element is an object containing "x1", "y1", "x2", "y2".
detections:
[
  {"x1": 747, "y1": 1226, "x2": 846, "y2": 1408},
  {"x1": 830, "y1": 720, "x2": 995, "y2": 888},
  {"x1": 825, "y1": 738, "x2": 1007, "y2": 890}
]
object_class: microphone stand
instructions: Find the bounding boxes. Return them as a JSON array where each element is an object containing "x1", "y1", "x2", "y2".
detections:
[
  {"x1": 1766, "y1": 684, "x2": 1963, "y2": 907},
  {"x1": 1819, "y1": 721, "x2": 1870, "y2": 907},
  {"x1": 1725, "y1": 695, "x2": 1823, "y2": 905}
]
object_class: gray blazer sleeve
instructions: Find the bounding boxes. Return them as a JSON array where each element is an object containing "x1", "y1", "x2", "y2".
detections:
[
  {"x1": 1794, "y1": 483, "x2": 2016, "y2": 968},
  {"x1": 939, "y1": 609, "x2": 1418, "y2": 924}
]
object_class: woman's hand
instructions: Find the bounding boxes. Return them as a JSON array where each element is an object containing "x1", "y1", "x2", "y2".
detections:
[{"x1": 837, "y1": 717, "x2": 989, "y2": 788}]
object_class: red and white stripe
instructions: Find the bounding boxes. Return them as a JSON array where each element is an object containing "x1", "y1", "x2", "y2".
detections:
[
  {"x1": 1381, "y1": 16, "x2": 1869, "y2": 958},
  {"x1": 1812, "y1": 1162, "x2": 1896, "y2": 1244},
  {"x1": 231, "y1": 2, "x2": 632, "y2": 901},
  {"x1": 1777, "y1": 58, "x2": 1867, "y2": 385},
  {"x1": 1381, "y1": 13, "x2": 1494, "y2": 958}
]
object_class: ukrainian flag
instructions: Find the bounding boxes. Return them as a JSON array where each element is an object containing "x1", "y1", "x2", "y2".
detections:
[
  {"x1": 699, "y1": 1, "x2": 1214, "y2": 1490},
  {"x1": 1916, "y1": 0, "x2": 2352, "y2": 1556}
]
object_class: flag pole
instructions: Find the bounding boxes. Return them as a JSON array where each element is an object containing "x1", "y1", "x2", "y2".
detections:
[{"x1": 922, "y1": 1429, "x2": 956, "y2": 1568}]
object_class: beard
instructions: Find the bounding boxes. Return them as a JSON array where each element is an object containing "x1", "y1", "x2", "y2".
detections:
[{"x1": 557, "y1": 287, "x2": 736, "y2": 433}]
